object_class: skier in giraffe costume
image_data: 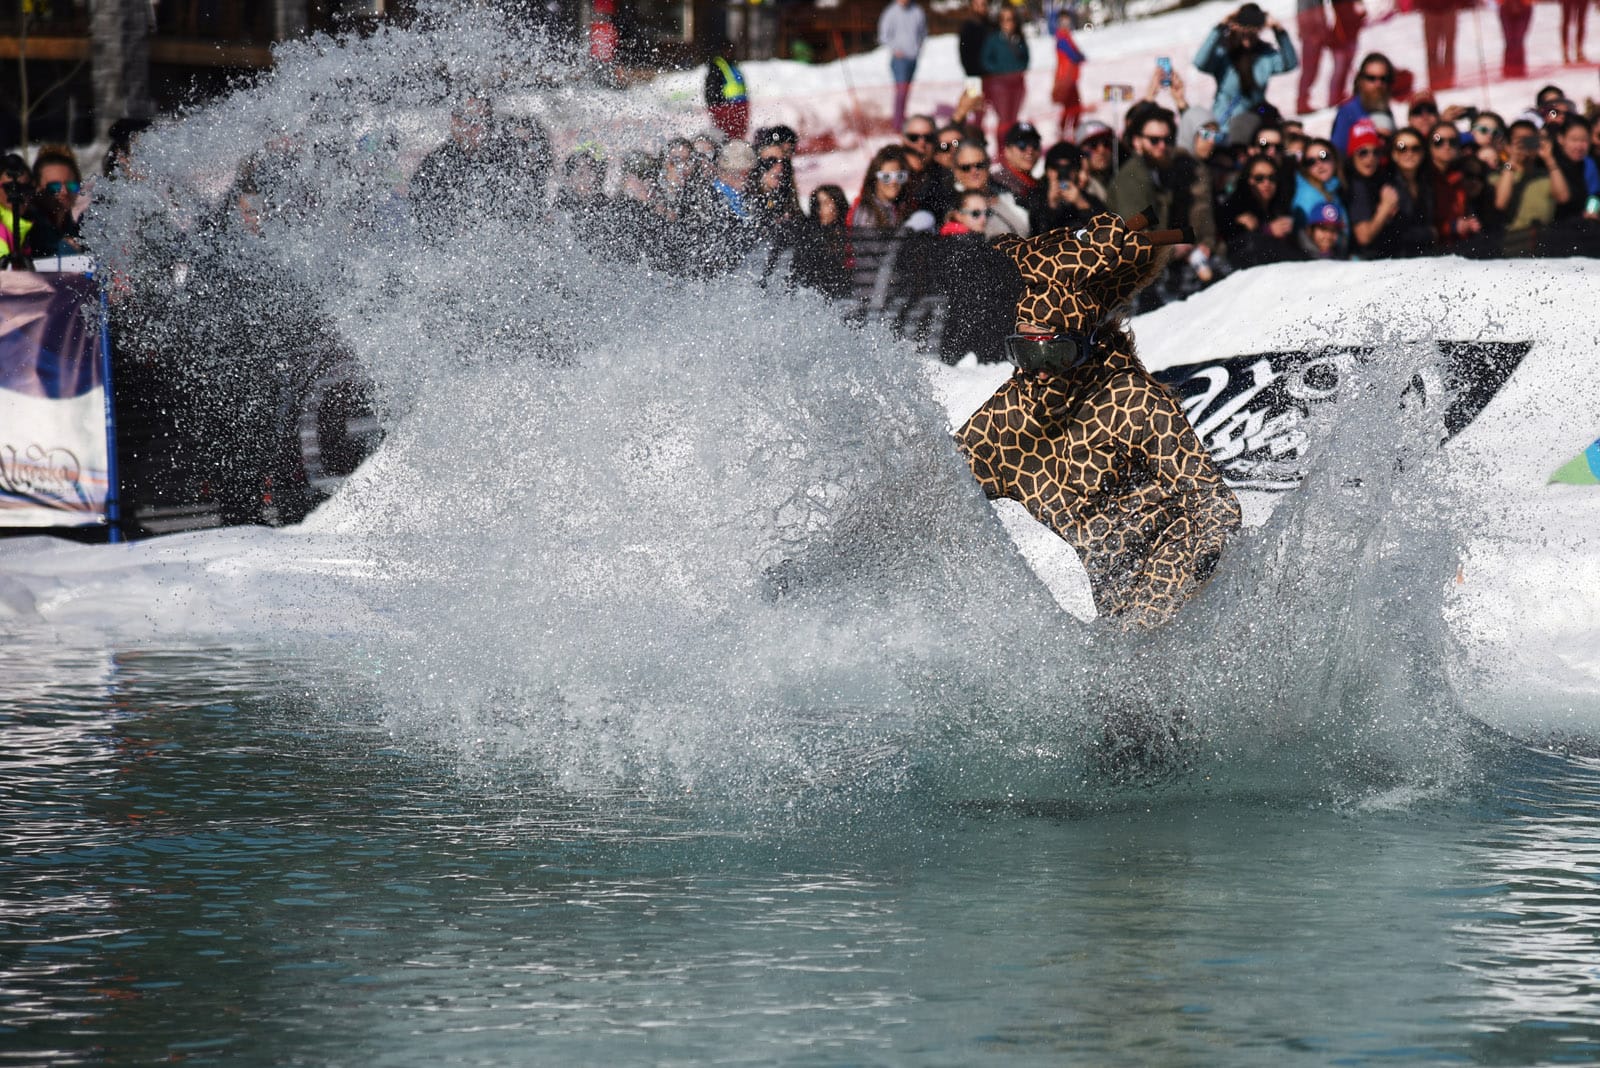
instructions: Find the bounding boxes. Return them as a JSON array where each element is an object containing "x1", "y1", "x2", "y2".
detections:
[{"x1": 956, "y1": 212, "x2": 1241, "y2": 630}]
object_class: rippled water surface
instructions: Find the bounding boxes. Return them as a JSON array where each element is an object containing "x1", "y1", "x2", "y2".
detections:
[{"x1": 3, "y1": 644, "x2": 1600, "y2": 1067}]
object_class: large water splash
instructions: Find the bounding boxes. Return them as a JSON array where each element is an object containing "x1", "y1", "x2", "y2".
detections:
[{"x1": 86, "y1": 7, "x2": 1492, "y2": 813}]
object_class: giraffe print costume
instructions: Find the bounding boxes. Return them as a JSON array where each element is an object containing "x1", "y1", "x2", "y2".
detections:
[{"x1": 956, "y1": 213, "x2": 1241, "y2": 630}]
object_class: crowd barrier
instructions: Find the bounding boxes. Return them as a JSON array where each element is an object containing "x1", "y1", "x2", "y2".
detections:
[{"x1": 0, "y1": 270, "x2": 119, "y2": 535}]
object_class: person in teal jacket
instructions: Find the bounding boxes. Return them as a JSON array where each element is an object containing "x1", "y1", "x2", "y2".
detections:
[{"x1": 1193, "y1": 3, "x2": 1298, "y2": 136}]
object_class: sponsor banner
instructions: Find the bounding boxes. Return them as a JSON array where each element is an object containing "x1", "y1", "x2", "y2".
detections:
[
  {"x1": 0, "y1": 272, "x2": 111, "y2": 526},
  {"x1": 1153, "y1": 342, "x2": 1530, "y2": 491},
  {"x1": 1550, "y1": 438, "x2": 1600, "y2": 486}
]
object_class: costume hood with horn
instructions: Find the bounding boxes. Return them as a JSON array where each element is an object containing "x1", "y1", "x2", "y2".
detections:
[{"x1": 955, "y1": 212, "x2": 1241, "y2": 629}]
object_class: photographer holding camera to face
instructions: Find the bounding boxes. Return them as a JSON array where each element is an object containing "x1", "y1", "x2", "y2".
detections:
[
  {"x1": 1193, "y1": 3, "x2": 1298, "y2": 139},
  {"x1": 1493, "y1": 119, "x2": 1557, "y2": 255},
  {"x1": 1028, "y1": 141, "x2": 1103, "y2": 234}
]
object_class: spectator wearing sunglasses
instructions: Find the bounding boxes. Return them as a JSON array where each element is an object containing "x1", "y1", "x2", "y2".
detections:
[
  {"x1": 1245, "y1": 123, "x2": 1298, "y2": 214},
  {"x1": 901, "y1": 114, "x2": 956, "y2": 220},
  {"x1": 950, "y1": 141, "x2": 1027, "y2": 235},
  {"x1": 1469, "y1": 111, "x2": 1507, "y2": 169},
  {"x1": 1107, "y1": 108, "x2": 1181, "y2": 228},
  {"x1": 1428, "y1": 124, "x2": 1482, "y2": 246},
  {"x1": 851, "y1": 145, "x2": 915, "y2": 230},
  {"x1": 1193, "y1": 3, "x2": 1298, "y2": 134},
  {"x1": 29, "y1": 145, "x2": 87, "y2": 256},
  {"x1": 940, "y1": 190, "x2": 993, "y2": 235},
  {"x1": 932, "y1": 189, "x2": 1021, "y2": 364},
  {"x1": 1076, "y1": 121, "x2": 1117, "y2": 204},
  {"x1": 1352, "y1": 125, "x2": 1436, "y2": 258},
  {"x1": 1219, "y1": 155, "x2": 1299, "y2": 267},
  {"x1": 1331, "y1": 52, "x2": 1396, "y2": 155},
  {"x1": 1290, "y1": 138, "x2": 1345, "y2": 233},
  {"x1": 991, "y1": 121, "x2": 1043, "y2": 201}
]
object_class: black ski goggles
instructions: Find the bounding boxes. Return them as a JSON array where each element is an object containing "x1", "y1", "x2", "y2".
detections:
[{"x1": 1005, "y1": 332, "x2": 1097, "y2": 373}]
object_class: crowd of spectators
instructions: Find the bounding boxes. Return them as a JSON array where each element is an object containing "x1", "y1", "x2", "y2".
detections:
[{"x1": 3, "y1": 20, "x2": 1598, "y2": 364}]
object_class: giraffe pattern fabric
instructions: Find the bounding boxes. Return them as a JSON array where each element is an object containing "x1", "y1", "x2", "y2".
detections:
[{"x1": 956, "y1": 213, "x2": 1242, "y2": 630}]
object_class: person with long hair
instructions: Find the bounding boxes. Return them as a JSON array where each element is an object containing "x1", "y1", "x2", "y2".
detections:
[
  {"x1": 1193, "y1": 3, "x2": 1298, "y2": 135},
  {"x1": 1219, "y1": 156, "x2": 1298, "y2": 267},
  {"x1": 743, "y1": 154, "x2": 803, "y2": 238},
  {"x1": 981, "y1": 6, "x2": 1031, "y2": 141},
  {"x1": 1346, "y1": 124, "x2": 1436, "y2": 257},
  {"x1": 851, "y1": 145, "x2": 915, "y2": 229},
  {"x1": 793, "y1": 184, "x2": 853, "y2": 298},
  {"x1": 1290, "y1": 137, "x2": 1344, "y2": 230}
]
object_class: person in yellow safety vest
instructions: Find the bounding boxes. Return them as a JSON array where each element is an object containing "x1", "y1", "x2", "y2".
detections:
[
  {"x1": 0, "y1": 154, "x2": 35, "y2": 267},
  {"x1": 705, "y1": 52, "x2": 751, "y2": 142}
]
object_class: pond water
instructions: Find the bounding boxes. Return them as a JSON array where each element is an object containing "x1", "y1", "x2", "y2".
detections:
[{"x1": 5, "y1": 643, "x2": 1600, "y2": 1067}]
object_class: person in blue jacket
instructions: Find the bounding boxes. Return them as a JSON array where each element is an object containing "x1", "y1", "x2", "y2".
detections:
[{"x1": 1193, "y1": 3, "x2": 1299, "y2": 137}]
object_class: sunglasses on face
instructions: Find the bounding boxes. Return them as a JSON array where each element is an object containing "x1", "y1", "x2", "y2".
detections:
[
  {"x1": 955, "y1": 160, "x2": 989, "y2": 171},
  {"x1": 44, "y1": 180, "x2": 81, "y2": 196},
  {"x1": 1392, "y1": 142, "x2": 1422, "y2": 154},
  {"x1": 904, "y1": 131, "x2": 934, "y2": 143},
  {"x1": 876, "y1": 170, "x2": 910, "y2": 184},
  {"x1": 1431, "y1": 134, "x2": 1456, "y2": 147},
  {"x1": 1249, "y1": 173, "x2": 1277, "y2": 183},
  {"x1": 937, "y1": 140, "x2": 961, "y2": 152},
  {"x1": 1084, "y1": 137, "x2": 1112, "y2": 150},
  {"x1": 1256, "y1": 139, "x2": 1282, "y2": 152},
  {"x1": 1358, "y1": 71, "x2": 1390, "y2": 83},
  {"x1": 1472, "y1": 124, "x2": 1501, "y2": 136},
  {"x1": 1141, "y1": 133, "x2": 1175, "y2": 145},
  {"x1": 1354, "y1": 147, "x2": 1382, "y2": 159},
  {"x1": 960, "y1": 207, "x2": 992, "y2": 219},
  {"x1": 1309, "y1": 149, "x2": 1333, "y2": 162}
]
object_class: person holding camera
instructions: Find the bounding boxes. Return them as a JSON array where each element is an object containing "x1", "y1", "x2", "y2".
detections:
[
  {"x1": 1028, "y1": 141, "x2": 1103, "y2": 234},
  {"x1": 1493, "y1": 119, "x2": 1557, "y2": 255},
  {"x1": 1193, "y1": 3, "x2": 1298, "y2": 138}
]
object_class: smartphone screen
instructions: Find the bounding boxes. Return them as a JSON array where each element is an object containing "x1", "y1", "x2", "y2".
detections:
[{"x1": 1156, "y1": 56, "x2": 1173, "y2": 87}]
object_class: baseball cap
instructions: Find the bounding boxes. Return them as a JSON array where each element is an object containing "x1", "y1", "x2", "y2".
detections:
[
  {"x1": 1308, "y1": 201, "x2": 1343, "y2": 227},
  {"x1": 1348, "y1": 117, "x2": 1384, "y2": 154},
  {"x1": 1003, "y1": 121, "x2": 1043, "y2": 148}
]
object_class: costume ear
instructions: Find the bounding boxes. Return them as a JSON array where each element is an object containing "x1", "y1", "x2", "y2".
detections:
[{"x1": 993, "y1": 233, "x2": 1029, "y2": 266}]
